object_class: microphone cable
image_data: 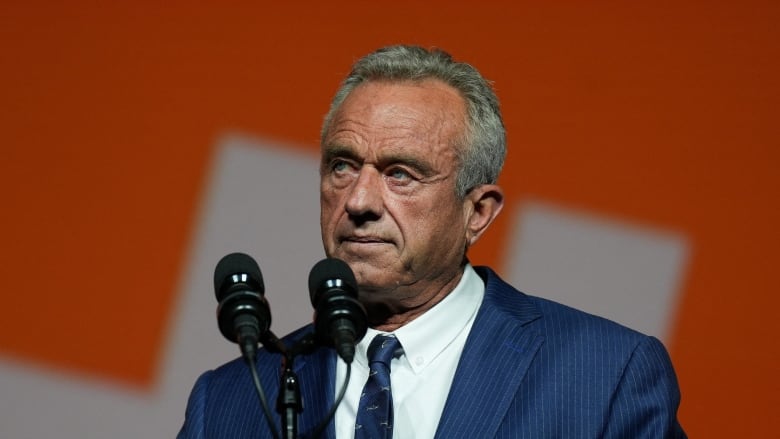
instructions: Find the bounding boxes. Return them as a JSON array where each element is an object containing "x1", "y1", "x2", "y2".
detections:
[
  {"x1": 309, "y1": 361, "x2": 352, "y2": 439},
  {"x1": 246, "y1": 352, "x2": 282, "y2": 439}
]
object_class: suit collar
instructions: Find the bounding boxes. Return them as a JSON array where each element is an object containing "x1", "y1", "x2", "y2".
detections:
[
  {"x1": 473, "y1": 266, "x2": 542, "y2": 326},
  {"x1": 434, "y1": 266, "x2": 544, "y2": 438}
]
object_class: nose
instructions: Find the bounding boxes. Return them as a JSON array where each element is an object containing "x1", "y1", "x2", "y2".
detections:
[{"x1": 344, "y1": 167, "x2": 383, "y2": 220}]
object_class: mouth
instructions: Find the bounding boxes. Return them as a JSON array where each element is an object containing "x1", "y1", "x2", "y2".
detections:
[{"x1": 342, "y1": 235, "x2": 389, "y2": 244}]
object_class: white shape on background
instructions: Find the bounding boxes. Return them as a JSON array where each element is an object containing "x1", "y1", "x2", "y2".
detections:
[
  {"x1": 504, "y1": 199, "x2": 689, "y2": 341},
  {"x1": 0, "y1": 134, "x2": 322, "y2": 438}
]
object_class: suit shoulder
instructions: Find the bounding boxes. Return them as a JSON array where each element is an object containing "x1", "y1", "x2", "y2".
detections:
[
  {"x1": 531, "y1": 294, "x2": 646, "y2": 340},
  {"x1": 478, "y1": 266, "x2": 652, "y2": 349}
]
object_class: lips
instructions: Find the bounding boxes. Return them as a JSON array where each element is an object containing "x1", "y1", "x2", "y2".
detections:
[
  {"x1": 335, "y1": 236, "x2": 392, "y2": 258},
  {"x1": 342, "y1": 235, "x2": 389, "y2": 244}
]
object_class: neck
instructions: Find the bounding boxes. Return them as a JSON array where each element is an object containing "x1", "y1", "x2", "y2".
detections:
[{"x1": 363, "y1": 269, "x2": 464, "y2": 332}]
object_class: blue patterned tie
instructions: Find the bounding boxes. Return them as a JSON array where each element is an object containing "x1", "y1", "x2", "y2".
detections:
[{"x1": 355, "y1": 334, "x2": 402, "y2": 439}]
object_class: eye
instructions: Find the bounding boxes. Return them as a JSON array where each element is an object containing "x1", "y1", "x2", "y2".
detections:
[
  {"x1": 386, "y1": 167, "x2": 413, "y2": 182},
  {"x1": 330, "y1": 159, "x2": 358, "y2": 176},
  {"x1": 332, "y1": 159, "x2": 349, "y2": 172}
]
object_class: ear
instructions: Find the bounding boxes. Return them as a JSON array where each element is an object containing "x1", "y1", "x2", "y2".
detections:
[{"x1": 463, "y1": 184, "x2": 504, "y2": 247}]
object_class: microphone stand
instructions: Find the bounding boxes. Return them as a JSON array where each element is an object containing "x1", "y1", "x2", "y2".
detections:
[
  {"x1": 278, "y1": 357, "x2": 301, "y2": 439},
  {"x1": 256, "y1": 330, "x2": 342, "y2": 438},
  {"x1": 272, "y1": 333, "x2": 317, "y2": 439}
]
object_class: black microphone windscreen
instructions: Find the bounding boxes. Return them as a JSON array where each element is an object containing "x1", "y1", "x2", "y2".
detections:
[
  {"x1": 214, "y1": 252, "x2": 264, "y2": 299},
  {"x1": 308, "y1": 258, "x2": 357, "y2": 305}
]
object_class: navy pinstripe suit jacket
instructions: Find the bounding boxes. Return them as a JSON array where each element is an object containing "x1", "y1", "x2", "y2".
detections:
[{"x1": 178, "y1": 267, "x2": 686, "y2": 438}]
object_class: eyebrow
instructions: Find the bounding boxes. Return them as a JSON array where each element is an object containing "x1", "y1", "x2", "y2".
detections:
[{"x1": 321, "y1": 144, "x2": 359, "y2": 165}]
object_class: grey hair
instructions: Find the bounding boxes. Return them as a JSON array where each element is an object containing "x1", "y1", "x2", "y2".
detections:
[{"x1": 321, "y1": 45, "x2": 506, "y2": 198}]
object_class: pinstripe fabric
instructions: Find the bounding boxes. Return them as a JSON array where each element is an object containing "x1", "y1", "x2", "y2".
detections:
[
  {"x1": 434, "y1": 267, "x2": 685, "y2": 439},
  {"x1": 178, "y1": 267, "x2": 685, "y2": 438},
  {"x1": 177, "y1": 326, "x2": 338, "y2": 439}
]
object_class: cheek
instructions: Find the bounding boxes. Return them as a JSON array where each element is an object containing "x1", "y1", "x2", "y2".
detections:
[
  {"x1": 413, "y1": 198, "x2": 466, "y2": 241},
  {"x1": 319, "y1": 194, "x2": 338, "y2": 234},
  {"x1": 394, "y1": 199, "x2": 440, "y2": 239},
  {"x1": 320, "y1": 185, "x2": 340, "y2": 214}
]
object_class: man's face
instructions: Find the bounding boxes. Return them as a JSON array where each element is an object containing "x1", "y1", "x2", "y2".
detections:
[{"x1": 320, "y1": 79, "x2": 471, "y2": 308}]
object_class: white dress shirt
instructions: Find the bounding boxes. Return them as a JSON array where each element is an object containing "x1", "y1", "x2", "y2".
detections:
[{"x1": 335, "y1": 264, "x2": 485, "y2": 438}]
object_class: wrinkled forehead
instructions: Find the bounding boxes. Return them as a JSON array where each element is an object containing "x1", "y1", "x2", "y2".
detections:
[{"x1": 323, "y1": 79, "x2": 468, "y2": 150}]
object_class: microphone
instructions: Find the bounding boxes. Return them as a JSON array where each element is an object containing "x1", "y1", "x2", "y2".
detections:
[
  {"x1": 214, "y1": 252, "x2": 271, "y2": 359},
  {"x1": 308, "y1": 258, "x2": 368, "y2": 363}
]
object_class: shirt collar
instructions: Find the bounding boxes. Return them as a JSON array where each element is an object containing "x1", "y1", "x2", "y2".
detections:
[{"x1": 355, "y1": 264, "x2": 484, "y2": 374}]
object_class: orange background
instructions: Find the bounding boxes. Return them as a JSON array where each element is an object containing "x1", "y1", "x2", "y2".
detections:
[{"x1": 1, "y1": 2, "x2": 778, "y2": 437}]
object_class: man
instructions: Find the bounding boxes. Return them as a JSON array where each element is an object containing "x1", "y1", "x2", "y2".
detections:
[{"x1": 178, "y1": 45, "x2": 686, "y2": 438}]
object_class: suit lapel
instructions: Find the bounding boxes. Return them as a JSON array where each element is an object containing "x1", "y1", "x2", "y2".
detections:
[{"x1": 434, "y1": 267, "x2": 544, "y2": 439}]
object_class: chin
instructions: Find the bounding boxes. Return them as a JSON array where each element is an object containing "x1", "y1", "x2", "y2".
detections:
[{"x1": 350, "y1": 264, "x2": 396, "y2": 288}]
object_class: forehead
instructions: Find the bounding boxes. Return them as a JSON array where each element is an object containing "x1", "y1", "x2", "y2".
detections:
[{"x1": 323, "y1": 79, "x2": 467, "y2": 156}]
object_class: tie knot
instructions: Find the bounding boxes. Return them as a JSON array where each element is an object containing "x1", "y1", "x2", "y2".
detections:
[{"x1": 367, "y1": 334, "x2": 401, "y2": 368}]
